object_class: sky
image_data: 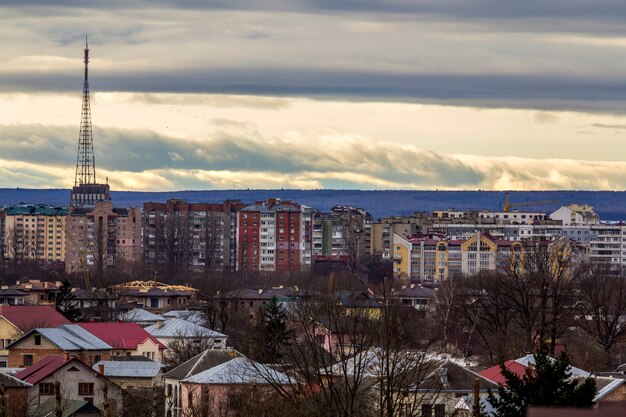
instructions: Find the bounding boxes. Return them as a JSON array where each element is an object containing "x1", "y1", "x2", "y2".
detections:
[{"x1": 1, "y1": 1, "x2": 626, "y2": 191}]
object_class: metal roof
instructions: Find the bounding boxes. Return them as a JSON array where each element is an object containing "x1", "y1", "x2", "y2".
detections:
[
  {"x1": 0, "y1": 305, "x2": 71, "y2": 331},
  {"x1": 35, "y1": 324, "x2": 112, "y2": 351},
  {"x1": 145, "y1": 318, "x2": 226, "y2": 339},
  {"x1": 162, "y1": 310, "x2": 205, "y2": 325},
  {"x1": 182, "y1": 357, "x2": 291, "y2": 385},
  {"x1": 5, "y1": 204, "x2": 69, "y2": 216},
  {"x1": 92, "y1": 360, "x2": 164, "y2": 378},
  {"x1": 164, "y1": 349, "x2": 243, "y2": 380},
  {"x1": 118, "y1": 308, "x2": 165, "y2": 322}
]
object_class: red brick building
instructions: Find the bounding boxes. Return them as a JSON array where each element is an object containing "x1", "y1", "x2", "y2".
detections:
[{"x1": 237, "y1": 198, "x2": 312, "y2": 273}]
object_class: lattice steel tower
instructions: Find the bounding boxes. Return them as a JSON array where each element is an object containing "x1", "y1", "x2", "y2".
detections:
[
  {"x1": 75, "y1": 37, "x2": 96, "y2": 186},
  {"x1": 70, "y1": 37, "x2": 110, "y2": 208}
]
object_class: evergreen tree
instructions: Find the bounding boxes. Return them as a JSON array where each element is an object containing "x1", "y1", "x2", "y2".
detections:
[
  {"x1": 255, "y1": 297, "x2": 292, "y2": 363},
  {"x1": 487, "y1": 352, "x2": 597, "y2": 417},
  {"x1": 55, "y1": 280, "x2": 81, "y2": 322}
]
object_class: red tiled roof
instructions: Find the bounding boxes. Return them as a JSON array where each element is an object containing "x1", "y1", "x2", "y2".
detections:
[
  {"x1": 0, "y1": 306, "x2": 71, "y2": 331},
  {"x1": 15, "y1": 355, "x2": 69, "y2": 385},
  {"x1": 479, "y1": 360, "x2": 527, "y2": 385},
  {"x1": 77, "y1": 322, "x2": 166, "y2": 350}
]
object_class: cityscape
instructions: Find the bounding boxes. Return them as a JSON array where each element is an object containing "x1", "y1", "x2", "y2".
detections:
[{"x1": 2, "y1": 2, "x2": 626, "y2": 417}]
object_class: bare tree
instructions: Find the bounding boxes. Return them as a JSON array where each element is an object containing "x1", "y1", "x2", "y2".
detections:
[{"x1": 576, "y1": 265, "x2": 626, "y2": 369}]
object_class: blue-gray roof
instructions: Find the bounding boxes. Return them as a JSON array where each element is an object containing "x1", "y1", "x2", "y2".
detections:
[
  {"x1": 182, "y1": 357, "x2": 291, "y2": 385},
  {"x1": 162, "y1": 310, "x2": 205, "y2": 325},
  {"x1": 145, "y1": 318, "x2": 226, "y2": 339},
  {"x1": 118, "y1": 308, "x2": 165, "y2": 323},
  {"x1": 35, "y1": 324, "x2": 112, "y2": 351},
  {"x1": 93, "y1": 360, "x2": 164, "y2": 378},
  {"x1": 5, "y1": 204, "x2": 68, "y2": 216}
]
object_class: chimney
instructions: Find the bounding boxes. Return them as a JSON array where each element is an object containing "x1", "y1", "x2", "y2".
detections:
[
  {"x1": 64, "y1": 352, "x2": 70, "y2": 361},
  {"x1": 410, "y1": 284, "x2": 416, "y2": 289},
  {"x1": 98, "y1": 364, "x2": 105, "y2": 375},
  {"x1": 258, "y1": 289, "x2": 263, "y2": 294},
  {"x1": 156, "y1": 320, "x2": 163, "y2": 328}
]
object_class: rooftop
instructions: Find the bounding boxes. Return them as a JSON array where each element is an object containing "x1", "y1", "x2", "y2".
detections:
[
  {"x1": 145, "y1": 318, "x2": 226, "y2": 339},
  {"x1": 77, "y1": 322, "x2": 166, "y2": 350},
  {"x1": 182, "y1": 357, "x2": 291, "y2": 385},
  {"x1": 0, "y1": 305, "x2": 71, "y2": 331},
  {"x1": 93, "y1": 360, "x2": 164, "y2": 378},
  {"x1": 118, "y1": 308, "x2": 165, "y2": 323},
  {"x1": 164, "y1": 348, "x2": 243, "y2": 380},
  {"x1": 12, "y1": 324, "x2": 112, "y2": 351},
  {"x1": 15, "y1": 355, "x2": 68, "y2": 384}
]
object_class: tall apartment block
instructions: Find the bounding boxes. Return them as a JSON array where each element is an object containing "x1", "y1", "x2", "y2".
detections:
[
  {"x1": 143, "y1": 199, "x2": 244, "y2": 273},
  {"x1": 237, "y1": 198, "x2": 312, "y2": 272},
  {"x1": 312, "y1": 205, "x2": 371, "y2": 263},
  {"x1": 2, "y1": 204, "x2": 67, "y2": 264},
  {"x1": 65, "y1": 201, "x2": 142, "y2": 273}
]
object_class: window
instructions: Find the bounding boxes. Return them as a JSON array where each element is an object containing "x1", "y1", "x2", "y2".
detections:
[
  {"x1": 23, "y1": 355, "x2": 33, "y2": 367},
  {"x1": 422, "y1": 404, "x2": 432, "y2": 417},
  {"x1": 78, "y1": 383, "x2": 94, "y2": 396},
  {"x1": 34, "y1": 335, "x2": 41, "y2": 345},
  {"x1": 39, "y1": 383, "x2": 55, "y2": 395},
  {"x1": 434, "y1": 404, "x2": 445, "y2": 417}
]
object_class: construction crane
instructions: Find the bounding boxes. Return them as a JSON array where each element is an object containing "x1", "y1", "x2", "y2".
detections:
[{"x1": 501, "y1": 192, "x2": 559, "y2": 212}]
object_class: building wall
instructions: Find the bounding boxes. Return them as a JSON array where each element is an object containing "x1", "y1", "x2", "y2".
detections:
[
  {"x1": 0, "y1": 317, "x2": 20, "y2": 363},
  {"x1": 3, "y1": 206, "x2": 66, "y2": 263},
  {"x1": 28, "y1": 360, "x2": 124, "y2": 416},
  {"x1": 8, "y1": 333, "x2": 112, "y2": 367}
]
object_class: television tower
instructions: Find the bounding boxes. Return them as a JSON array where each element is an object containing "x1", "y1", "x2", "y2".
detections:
[
  {"x1": 74, "y1": 36, "x2": 96, "y2": 186},
  {"x1": 70, "y1": 37, "x2": 110, "y2": 208}
]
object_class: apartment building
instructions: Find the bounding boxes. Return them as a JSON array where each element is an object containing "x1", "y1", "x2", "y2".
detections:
[
  {"x1": 65, "y1": 201, "x2": 142, "y2": 273},
  {"x1": 3, "y1": 204, "x2": 67, "y2": 264},
  {"x1": 143, "y1": 199, "x2": 244, "y2": 273},
  {"x1": 312, "y1": 205, "x2": 371, "y2": 261},
  {"x1": 237, "y1": 198, "x2": 312, "y2": 272}
]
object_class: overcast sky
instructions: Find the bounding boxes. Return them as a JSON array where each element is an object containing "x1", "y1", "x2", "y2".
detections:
[{"x1": 1, "y1": 1, "x2": 626, "y2": 191}]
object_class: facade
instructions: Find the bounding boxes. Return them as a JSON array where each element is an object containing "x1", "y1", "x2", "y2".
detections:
[
  {"x1": 312, "y1": 205, "x2": 372, "y2": 262},
  {"x1": 164, "y1": 348, "x2": 243, "y2": 417},
  {"x1": 7, "y1": 324, "x2": 113, "y2": 368},
  {"x1": 16, "y1": 355, "x2": 124, "y2": 416},
  {"x1": 65, "y1": 201, "x2": 142, "y2": 274},
  {"x1": 143, "y1": 199, "x2": 244, "y2": 273},
  {"x1": 3, "y1": 204, "x2": 67, "y2": 264},
  {"x1": 550, "y1": 204, "x2": 600, "y2": 226},
  {"x1": 12, "y1": 280, "x2": 59, "y2": 305},
  {"x1": 237, "y1": 198, "x2": 312, "y2": 272},
  {"x1": 0, "y1": 372, "x2": 30, "y2": 417}
]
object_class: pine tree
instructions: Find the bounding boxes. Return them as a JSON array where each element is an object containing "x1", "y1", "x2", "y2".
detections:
[
  {"x1": 487, "y1": 352, "x2": 597, "y2": 417},
  {"x1": 55, "y1": 279, "x2": 81, "y2": 322},
  {"x1": 255, "y1": 297, "x2": 292, "y2": 363}
]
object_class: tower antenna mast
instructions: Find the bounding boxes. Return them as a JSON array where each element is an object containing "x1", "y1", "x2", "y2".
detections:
[{"x1": 74, "y1": 35, "x2": 96, "y2": 186}]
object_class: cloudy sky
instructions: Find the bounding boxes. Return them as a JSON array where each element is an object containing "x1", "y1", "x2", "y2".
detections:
[{"x1": 2, "y1": 1, "x2": 626, "y2": 191}]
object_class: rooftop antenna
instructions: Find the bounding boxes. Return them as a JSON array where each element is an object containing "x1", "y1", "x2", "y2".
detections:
[{"x1": 74, "y1": 35, "x2": 97, "y2": 186}]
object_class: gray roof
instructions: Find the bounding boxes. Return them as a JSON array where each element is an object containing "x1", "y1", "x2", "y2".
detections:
[
  {"x1": 164, "y1": 349, "x2": 243, "y2": 380},
  {"x1": 118, "y1": 308, "x2": 165, "y2": 323},
  {"x1": 0, "y1": 372, "x2": 31, "y2": 388},
  {"x1": 35, "y1": 324, "x2": 112, "y2": 351},
  {"x1": 93, "y1": 360, "x2": 164, "y2": 378},
  {"x1": 145, "y1": 318, "x2": 226, "y2": 339},
  {"x1": 162, "y1": 310, "x2": 205, "y2": 325},
  {"x1": 182, "y1": 357, "x2": 291, "y2": 385}
]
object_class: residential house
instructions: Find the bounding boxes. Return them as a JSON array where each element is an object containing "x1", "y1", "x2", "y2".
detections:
[
  {"x1": 116, "y1": 286, "x2": 194, "y2": 312},
  {"x1": 162, "y1": 309, "x2": 206, "y2": 325},
  {"x1": 388, "y1": 284, "x2": 434, "y2": 310},
  {"x1": 0, "y1": 372, "x2": 31, "y2": 417},
  {"x1": 77, "y1": 322, "x2": 167, "y2": 362},
  {"x1": 15, "y1": 355, "x2": 123, "y2": 416},
  {"x1": 144, "y1": 318, "x2": 227, "y2": 352},
  {"x1": 70, "y1": 288, "x2": 117, "y2": 321},
  {"x1": 230, "y1": 287, "x2": 299, "y2": 321},
  {"x1": 164, "y1": 348, "x2": 243, "y2": 417},
  {"x1": 0, "y1": 305, "x2": 70, "y2": 367},
  {"x1": 180, "y1": 356, "x2": 291, "y2": 416},
  {"x1": 92, "y1": 360, "x2": 164, "y2": 389},
  {"x1": 7, "y1": 324, "x2": 112, "y2": 367},
  {"x1": 12, "y1": 280, "x2": 59, "y2": 305},
  {"x1": 0, "y1": 288, "x2": 27, "y2": 306}
]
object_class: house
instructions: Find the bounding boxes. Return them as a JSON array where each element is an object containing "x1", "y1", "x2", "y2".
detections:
[
  {"x1": 12, "y1": 280, "x2": 60, "y2": 305},
  {"x1": 163, "y1": 348, "x2": 242, "y2": 417},
  {"x1": 480, "y1": 354, "x2": 626, "y2": 402},
  {"x1": 0, "y1": 372, "x2": 31, "y2": 417},
  {"x1": 34, "y1": 398, "x2": 103, "y2": 417},
  {"x1": 336, "y1": 290, "x2": 382, "y2": 318},
  {"x1": 114, "y1": 283, "x2": 195, "y2": 312},
  {"x1": 0, "y1": 305, "x2": 71, "y2": 367},
  {"x1": 229, "y1": 287, "x2": 303, "y2": 321},
  {"x1": 388, "y1": 284, "x2": 434, "y2": 310},
  {"x1": 92, "y1": 360, "x2": 165, "y2": 389},
  {"x1": 180, "y1": 356, "x2": 291, "y2": 416},
  {"x1": 15, "y1": 355, "x2": 123, "y2": 416},
  {"x1": 144, "y1": 318, "x2": 227, "y2": 351},
  {"x1": 77, "y1": 322, "x2": 166, "y2": 362},
  {"x1": 0, "y1": 288, "x2": 27, "y2": 306},
  {"x1": 117, "y1": 308, "x2": 165, "y2": 327},
  {"x1": 7, "y1": 324, "x2": 113, "y2": 367},
  {"x1": 70, "y1": 288, "x2": 117, "y2": 321}
]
